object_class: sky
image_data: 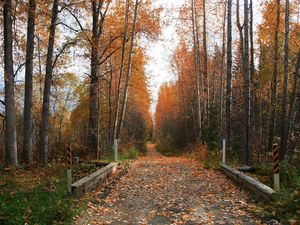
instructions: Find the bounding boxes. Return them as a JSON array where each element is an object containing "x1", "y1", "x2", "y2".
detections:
[{"x1": 143, "y1": 0, "x2": 186, "y2": 113}]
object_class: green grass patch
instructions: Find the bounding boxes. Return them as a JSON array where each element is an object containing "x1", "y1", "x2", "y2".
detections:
[
  {"x1": 0, "y1": 165, "x2": 84, "y2": 225},
  {"x1": 104, "y1": 145, "x2": 140, "y2": 162},
  {"x1": 252, "y1": 162, "x2": 300, "y2": 223}
]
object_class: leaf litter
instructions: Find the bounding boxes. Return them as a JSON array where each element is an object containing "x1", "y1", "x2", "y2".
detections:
[{"x1": 75, "y1": 151, "x2": 266, "y2": 225}]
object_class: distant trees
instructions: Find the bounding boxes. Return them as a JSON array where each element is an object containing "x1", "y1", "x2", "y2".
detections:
[{"x1": 155, "y1": 0, "x2": 300, "y2": 165}]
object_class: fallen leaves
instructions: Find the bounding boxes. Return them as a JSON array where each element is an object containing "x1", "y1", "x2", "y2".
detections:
[{"x1": 75, "y1": 154, "x2": 264, "y2": 224}]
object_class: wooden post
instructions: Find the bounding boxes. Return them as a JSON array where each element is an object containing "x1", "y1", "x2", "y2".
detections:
[
  {"x1": 114, "y1": 138, "x2": 118, "y2": 162},
  {"x1": 222, "y1": 139, "x2": 226, "y2": 164},
  {"x1": 66, "y1": 142, "x2": 72, "y2": 194},
  {"x1": 272, "y1": 143, "x2": 280, "y2": 191}
]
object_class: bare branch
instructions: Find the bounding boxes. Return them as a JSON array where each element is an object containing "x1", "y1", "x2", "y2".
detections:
[
  {"x1": 52, "y1": 40, "x2": 77, "y2": 69},
  {"x1": 56, "y1": 22, "x2": 81, "y2": 32},
  {"x1": 0, "y1": 100, "x2": 5, "y2": 107},
  {"x1": 99, "y1": 35, "x2": 120, "y2": 60},
  {"x1": 99, "y1": 47, "x2": 121, "y2": 66},
  {"x1": 13, "y1": 61, "x2": 27, "y2": 77},
  {"x1": 64, "y1": 7, "x2": 90, "y2": 43}
]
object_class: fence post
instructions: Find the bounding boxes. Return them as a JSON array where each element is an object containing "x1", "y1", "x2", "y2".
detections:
[
  {"x1": 222, "y1": 139, "x2": 226, "y2": 164},
  {"x1": 114, "y1": 138, "x2": 118, "y2": 162},
  {"x1": 66, "y1": 142, "x2": 72, "y2": 194},
  {"x1": 272, "y1": 143, "x2": 280, "y2": 191}
]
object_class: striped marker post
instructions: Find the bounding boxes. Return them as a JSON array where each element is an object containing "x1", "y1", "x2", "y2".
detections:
[
  {"x1": 66, "y1": 142, "x2": 72, "y2": 194},
  {"x1": 272, "y1": 144, "x2": 280, "y2": 191}
]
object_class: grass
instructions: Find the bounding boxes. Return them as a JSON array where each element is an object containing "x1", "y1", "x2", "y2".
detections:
[
  {"x1": 188, "y1": 144, "x2": 221, "y2": 169},
  {"x1": 104, "y1": 145, "x2": 140, "y2": 162},
  {"x1": 252, "y1": 162, "x2": 300, "y2": 223},
  {"x1": 0, "y1": 164, "x2": 84, "y2": 225}
]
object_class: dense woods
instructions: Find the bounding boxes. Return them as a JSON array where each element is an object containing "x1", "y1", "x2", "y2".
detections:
[
  {"x1": 0, "y1": 0, "x2": 300, "y2": 224},
  {"x1": 155, "y1": 0, "x2": 300, "y2": 166},
  {"x1": 0, "y1": 0, "x2": 299, "y2": 168},
  {"x1": 0, "y1": 0, "x2": 160, "y2": 166}
]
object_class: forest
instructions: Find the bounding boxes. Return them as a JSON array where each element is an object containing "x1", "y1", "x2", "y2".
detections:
[
  {"x1": 0, "y1": 0, "x2": 300, "y2": 224},
  {"x1": 155, "y1": 0, "x2": 300, "y2": 166},
  {"x1": 0, "y1": 0, "x2": 160, "y2": 167}
]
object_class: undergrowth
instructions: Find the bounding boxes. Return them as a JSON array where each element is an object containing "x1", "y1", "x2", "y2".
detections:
[
  {"x1": 0, "y1": 165, "x2": 84, "y2": 225},
  {"x1": 156, "y1": 137, "x2": 182, "y2": 156},
  {"x1": 191, "y1": 144, "x2": 221, "y2": 169},
  {"x1": 254, "y1": 162, "x2": 300, "y2": 223}
]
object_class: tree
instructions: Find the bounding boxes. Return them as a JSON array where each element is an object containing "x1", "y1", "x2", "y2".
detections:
[
  {"x1": 191, "y1": 0, "x2": 202, "y2": 141},
  {"x1": 220, "y1": 1, "x2": 227, "y2": 137},
  {"x1": 40, "y1": 0, "x2": 59, "y2": 165},
  {"x1": 279, "y1": 0, "x2": 289, "y2": 160},
  {"x1": 3, "y1": 0, "x2": 18, "y2": 167},
  {"x1": 113, "y1": 0, "x2": 130, "y2": 147},
  {"x1": 243, "y1": 0, "x2": 251, "y2": 165},
  {"x1": 23, "y1": 0, "x2": 36, "y2": 165},
  {"x1": 202, "y1": 0, "x2": 209, "y2": 124},
  {"x1": 268, "y1": 0, "x2": 280, "y2": 152},
  {"x1": 116, "y1": 0, "x2": 140, "y2": 150},
  {"x1": 226, "y1": 0, "x2": 232, "y2": 148},
  {"x1": 87, "y1": 0, "x2": 111, "y2": 157}
]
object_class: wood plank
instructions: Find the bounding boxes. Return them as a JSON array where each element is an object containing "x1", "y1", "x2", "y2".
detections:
[
  {"x1": 72, "y1": 162, "x2": 118, "y2": 196},
  {"x1": 220, "y1": 164, "x2": 275, "y2": 200}
]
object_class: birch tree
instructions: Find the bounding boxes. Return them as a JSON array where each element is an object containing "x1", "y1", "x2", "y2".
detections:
[
  {"x1": 226, "y1": 0, "x2": 232, "y2": 148},
  {"x1": 268, "y1": 0, "x2": 280, "y2": 152},
  {"x1": 114, "y1": 0, "x2": 139, "y2": 158},
  {"x1": 191, "y1": 0, "x2": 202, "y2": 141},
  {"x1": 280, "y1": 0, "x2": 290, "y2": 160},
  {"x1": 243, "y1": 0, "x2": 251, "y2": 165}
]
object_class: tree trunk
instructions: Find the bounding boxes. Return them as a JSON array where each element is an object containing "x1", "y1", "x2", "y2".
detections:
[
  {"x1": 3, "y1": 0, "x2": 18, "y2": 167},
  {"x1": 226, "y1": 0, "x2": 232, "y2": 148},
  {"x1": 117, "y1": 0, "x2": 139, "y2": 139},
  {"x1": 286, "y1": 51, "x2": 300, "y2": 161},
  {"x1": 236, "y1": 0, "x2": 244, "y2": 65},
  {"x1": 113, "y1": 0, "x2": 130, "y2": 141},
  {"x1": 280, "y1": 0, "x2": 289, "y2": 161},
  {"x1": 88, "y1": 1, "x2": 101, "y2": 156},
  {"x1": 243, "y1": 0, "x2": 251, "y2": 165},
  {"x1": 249, "y1": 0, "x2": 255, "y2": 87},
  {"x1": 87, "y1": 1, "x2": 110, "y2": 157},
  {"x1": 23, "y1": 0, "x2": 36, "y2": 165},
  {"x1": 191, "y1": 0, "x2": 202, "y2": 141},
  {"x1": 220, "y1": 1, "x2": 226, "y2": 138},
  {"x1": 203, "y1": 0, "x2": 209, "y2": 123},
  {"x1": 108, "y1": 58, "x2": 113, "y2": 146},
  {"x1": 40, "y1": 0, "x2": 59, "y2": 165},
  {"x1": 268, "y1": 0, "x2": 280, "y2": 152}
]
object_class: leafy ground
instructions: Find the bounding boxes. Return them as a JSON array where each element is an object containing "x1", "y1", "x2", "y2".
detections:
[
  {"x1": 0, "y1": 164, "x2": 82, "y2": 225},
  {"x1": 76, "y1": 144, "x2": 264, "y2": 225}
]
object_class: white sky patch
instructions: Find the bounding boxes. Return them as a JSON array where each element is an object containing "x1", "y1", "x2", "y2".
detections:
[{"x1": 144, "y1": 0, "x2": 186, "y2": 113}]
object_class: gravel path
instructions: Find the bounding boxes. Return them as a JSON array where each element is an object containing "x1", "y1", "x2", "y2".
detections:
[{"x1": 76, "y1": 145, "x2": 263, "y2": 225}]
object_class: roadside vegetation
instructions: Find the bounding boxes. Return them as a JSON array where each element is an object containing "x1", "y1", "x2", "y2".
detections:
[{"x1": 0, "y1": 165, "x2": 82, "y2": 225}]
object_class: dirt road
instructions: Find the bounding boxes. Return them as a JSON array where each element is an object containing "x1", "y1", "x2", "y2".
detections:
[{"x1": 76, "y1": 144, "x2": 263, "y2": 225}]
